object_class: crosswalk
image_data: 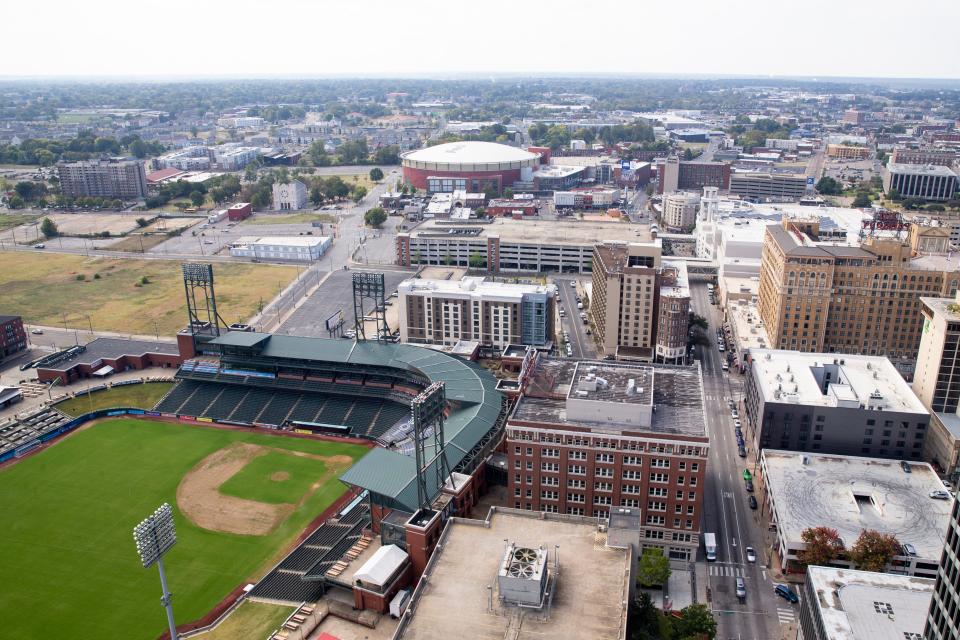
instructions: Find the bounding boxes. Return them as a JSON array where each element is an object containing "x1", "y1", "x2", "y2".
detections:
[
  {"x1": 777, "y1": 607, "x2": 796, "y2": 624},
  {"x1": 709, "y1": 564, "x2": 745, "y2": 577}
]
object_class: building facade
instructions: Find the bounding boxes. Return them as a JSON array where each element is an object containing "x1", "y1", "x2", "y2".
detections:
[
  {"x1": 757, "y1": 219, "x2": 960, "y2": 370},
  {"x1": 272, "y1": 179, "x2": 308, "y2": 211},
  {"x1": 57, "y1": 158, "x2": 148, "y2": 199},
  {"x1": 661, "y1": 191, "x2": 700, "y2": 230},
  {"x1": 229, "y1": 236, "x2": 331, "y2": 262},
  {"x1": 0, "y1": 315, "x2": 26, "y2": 360},
  {"x1": 397, "y1": 276, "x2": 555, "y2": 348},
  {"x1": 884, "y1": 164, "x2": 958, "y2": 201},
  {"x1": 924, "y1": 498, "x2": 960, "y2": 639},
  {"x1": 891, "y1": 149, "x2": 958, "y2": 167},
  {"x1": 744, "y1": 350, "x2": 930, "y2": 460},
  {"x1": 826, "y1": 144, "x2": 870, "y2": 160},
  {"x1": 729, "y1": 171, "x2": 807, "y2": 202},
  {"x1": 507, "y1": 358, "x2": 708, "y2": 560},
  {"x1": 657, "y1": 157, "x2": 731, "y2": 194}
]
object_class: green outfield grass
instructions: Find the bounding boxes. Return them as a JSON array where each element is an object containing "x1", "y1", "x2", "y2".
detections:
[
  {"x1": 219, "y1": 450, "x2": 332, "y2": 504},
  {"x1": 0, "y1": 418, "x2": 367, "y2": 640},
  {"x1": 54, "y1": 382, "x2": 174, "y2": 416}
]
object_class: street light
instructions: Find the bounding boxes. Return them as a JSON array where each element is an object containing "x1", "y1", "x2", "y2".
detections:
[{"x1": 133, "y1": 503, "x2": 179, "y2": 640}]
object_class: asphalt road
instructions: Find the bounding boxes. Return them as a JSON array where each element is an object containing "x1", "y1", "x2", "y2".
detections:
[
  {"x1": 692, "y1": 281, "x2": 798, "y2": 639},
  {"x1": 553, "y1": 276, "x2": 597, "y2": 360}
]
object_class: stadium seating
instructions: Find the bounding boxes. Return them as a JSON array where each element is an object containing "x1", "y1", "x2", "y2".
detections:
[
  {"x1": 154, "y1": 380, "x2": 202, "y2": 413},
  {"x1": 202, "y1": 386, "x2": 249, "y2": 419}
]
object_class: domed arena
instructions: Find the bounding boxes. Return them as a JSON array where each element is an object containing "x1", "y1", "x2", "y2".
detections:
[{"x1": 401, "y1": 141, "x2": 541, "y2": 194}]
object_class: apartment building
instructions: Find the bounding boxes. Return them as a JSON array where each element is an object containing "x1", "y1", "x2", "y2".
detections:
[
  {"x1": 57, "y1": 157, "x2": 148, "y2": 199},
  {"x1": 843, "y1": 109, "x2": 866, "y2": 125},
  {"x1": 396, "y1": 218, "x2": 649, "y2": 274},
  {"x1": 744, "y1": 349, "x2": 930, "y2": 460},
  {"x1": 657, "y1": 156, "x2": 731, "y2": 194},
  {"x1": 661, "y1": 191, "x2": 700, "y2": 230},
  {"x1": 826, "y1": 144, "x2": 870, "y2": 160},
  {"x1": 729, "y1": 171, "x2": 807, "y2": 202},
  {"x1": 397, "y1": 276, "x2": 554, "y2": 348},
  {"x1": 507, "y1": 357, "x2": 708, "y2": 560},
  {"x1": 591, "y1": 242, "x2": 690, "y2": 361},
  {"x1": 154, "y1": 146, "x2": 211, "y2": 171},
  {"x1": 757, "y1": 218, "x2": 960, "y2": 371},
  {"x1": 924, "y1": 498, "x2": 960, "y2": 640},
  {"x1": 883, "y1": 164, "x2": 958, "y2": 201},
  {"x1": 891, "y1": 148, "x2": 958, "y2": 167},
  {"x1": 0, "y1": 315, "x2": 26, "y2": 360}
]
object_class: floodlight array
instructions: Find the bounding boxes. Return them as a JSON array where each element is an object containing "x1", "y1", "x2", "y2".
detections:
[
  {"x1": 133, "y1": 503, "x2": 177, "y2": 569},
  {"x1": 181, "y1": 263, "x2": 214, "y2": 283}
]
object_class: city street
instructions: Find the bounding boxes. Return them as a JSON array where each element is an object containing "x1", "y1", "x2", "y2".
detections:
[
  {"x1": 691, "y1": 281, "x2": 798, "y2": 640},
  {"x1": 553, "y1": 276, "x2": 598, "y2": 359}
]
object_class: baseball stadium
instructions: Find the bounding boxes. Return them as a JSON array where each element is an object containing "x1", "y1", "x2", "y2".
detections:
[{"x1": 0, "y1": 266, "x2": 507, "y2": 639}]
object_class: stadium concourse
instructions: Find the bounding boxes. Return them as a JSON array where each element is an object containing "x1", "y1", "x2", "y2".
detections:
[{"x1": 155, "y1": 329, "x2": 507, "y2": 604}]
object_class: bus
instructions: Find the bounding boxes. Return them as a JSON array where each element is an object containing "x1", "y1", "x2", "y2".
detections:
[{"x1": 704, "y1": 532, "x2": 717, "y2": 562}]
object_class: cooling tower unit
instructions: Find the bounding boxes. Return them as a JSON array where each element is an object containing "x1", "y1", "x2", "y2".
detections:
[{"x1": 497, "y1": 542, "x2": 549, "y2": 607}]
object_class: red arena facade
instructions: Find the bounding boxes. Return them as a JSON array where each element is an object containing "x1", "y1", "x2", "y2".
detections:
[{"x1": 401, "y1": 141, "x2": 541, "y2": 195}]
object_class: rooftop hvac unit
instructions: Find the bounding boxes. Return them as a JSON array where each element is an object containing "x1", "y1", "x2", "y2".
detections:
[
  {"x1": 497, "y1": 543, "x2": 549, "y2": 607},
  {"x1": 626, "y1": 379, "x2": 636, "y2": 395}
]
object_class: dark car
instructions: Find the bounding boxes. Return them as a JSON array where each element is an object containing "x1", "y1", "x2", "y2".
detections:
[
  {"x1": 738, "y1": 446, "x2": 747, "y2": 458},
  {"x1": 775, "y1": 584, "x2": 799, "y2": 603},
  {"x1": 745, "y1": 479, "x2": 754, "y2": 492},
  {"x1": 748, "y1": 495, "x2": 758, "y2": 510}
]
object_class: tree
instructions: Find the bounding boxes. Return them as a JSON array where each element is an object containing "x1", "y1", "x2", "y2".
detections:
[
  {"x1": 190, "y1": 126, "x2": 199, "y2": 139},
  {"x1": 636, "y1": 548, "x2": 671, "y2": 587},
  {"x1": 135, "y1": 217, "x2": 150, "y2": 228},
  {"x1": 189, "y1": 191, "x2": 205, "y2": 207},
  {"x1": 503, "y1": 187, "x2": 514, "y2": 199},
  {"x1": 309, "y1": 186, "x2": 323, "y2": 207},
  {"x1": 369, "y1": 167, "x2": 384, "y2": 182},
  {"x1": 798, "y1": 526, "x2": 845, "y2": 567},
  {"x1": 374, "y1": 145, "x2": 401, "y2": 165},
  {"x1": 40, "y1": 217, "x2": 59, "y2": 238},
  {"x1": 351, "y1": 185, "x2": 368, "y2": 203},
  {"x1": 672, "y1": 603, "x2": 717, "y2": 639},
  {"x1": 364, "y1": 207, "x2": 387, "y2": 228},
  {"x1": 129, "y1": 139, "x2": 148, "y2": 159},
  {"x1": 852, "y1": 192, "x2": 872, "y2": 208},
  {"x1": 8, "y1": 195, "x2": 24, "y2": 209},
  {"x1": 849, "y1": 529, "x2": 900, "y2": 572},
  {"x1": 816, "y1": 176, "x2": 843, "y2": 195},
  {"x1": 468, "y1": 252, "x2": 485, "y2": 270},
  {"x1": 886, "y1": 188, "x2": 901, "y2": 201}
]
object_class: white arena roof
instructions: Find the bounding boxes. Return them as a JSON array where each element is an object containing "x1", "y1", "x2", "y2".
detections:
[{"x1": 402, "y1": 141, "x2": 539, "y2": 168}]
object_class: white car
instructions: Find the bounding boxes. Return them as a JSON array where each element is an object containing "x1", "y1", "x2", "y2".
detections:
[
  {"x1": 746, "y1": 546, "x2": 756, "y2": 562},
  {"x1": 930, "y1": 490, "x2": 951, "y2": 500},
  {"x1": 569, "y1": 281, "x2": 577, "y2": 288},
  {"x1": 734, "y1": 420, "x2": 742, "y2": 428}
]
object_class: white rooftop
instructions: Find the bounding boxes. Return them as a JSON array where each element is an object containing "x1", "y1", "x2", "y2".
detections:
[
  {"x1": 399, "y1": 276, "x2": 554, "y2": 302},
  {"x1": 762, "y1": 450, "x2": 951, "y2": 559},
  {"x1": 750, "y1": 349, "x2": 927, "y2": 414},
  {"x1": 805, "y1": 566, "x2": 934, "y2": 640},
  {"x1": 233, "y1": 236, "x2": 330, "y2": 248},
  {"x1": 353, "y1": 544, "x2": 408, "y2": 588},
  {"x1": 887, "y1": 162, "x2": 958, "y2": 177},
  {"x1": 403, "y1": 141, "x2": 538, "y2": 165}
]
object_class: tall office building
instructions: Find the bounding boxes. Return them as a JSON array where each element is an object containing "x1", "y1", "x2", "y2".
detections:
[
  {"x1": 883, "y1": 164, "x2": 958, "y2": 202},
  {"x1": 397, "y1": 276, "x2": 555, "y2": 348},
  {"x1": 757, "y1": 218, "x2": 960, "y2": 372},
  {"x1": 924, "y1": 499, "x2": 960, "y2": 639},
  {"x1": 591, "y1": 242, "x2": 690, "y2": 361},
  {"x1": 57, "y1": 157, "x2": 148, "y2": 199},
  {"x1": 656, "y1": 156, "x2": 730, "y2": 194}
]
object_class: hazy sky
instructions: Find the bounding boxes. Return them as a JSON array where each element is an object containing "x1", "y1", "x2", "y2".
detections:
[{"x1": 4, "y1": 0, "x2": 959, "y2": 79}]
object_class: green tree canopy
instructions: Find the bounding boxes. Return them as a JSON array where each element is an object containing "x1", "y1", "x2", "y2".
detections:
[
  {"x1": 636, "y1": 548, "x2": 671, "y2": 587},
  {"x1": 672, "y1": 603, "x2": 717, "y2": 639},
  {"x1": 369, "y1": 167, "x2": 384, "y2": 182},
  {"x1": 816, "y1": 176, "x2": 843, "y2": 195},
  {"x1": 364, "y1": 207, "x2": 387, "y2": 228},
  {"x1": 40, "y1": 217, "x2": 59, "y2": 238}
]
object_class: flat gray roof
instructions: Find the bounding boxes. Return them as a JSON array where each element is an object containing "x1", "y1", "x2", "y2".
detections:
[
  {"x1": 397, "y1": 509, "x2": 630, "y2": 640},
  {"x1": 408, "y1": 218, "x2": 651, "y2": 246},
  {"x1": 762, "y1": 450, "x2": 952, "y2": 559},
  {"x1": 806, "y1": 566, "x2": 933, "y2": 640},
  {"x1": 39, "y1": 337, "x2": 179, "y2": 372}
]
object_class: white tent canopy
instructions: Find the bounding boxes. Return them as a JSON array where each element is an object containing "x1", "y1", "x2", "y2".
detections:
[{"x1": 353, "y1": 544, "x2": 408, "y2": 588}]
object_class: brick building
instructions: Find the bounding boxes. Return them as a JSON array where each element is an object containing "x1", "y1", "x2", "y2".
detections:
[
  {"x1": 0, "y1": 315, "x2": 26, "y2": 360},
  {"x1": 657, "y1": 157, "x2": 731, "y2": 194},
  {"x1": 506, "y1": 357, "x2": 708, "y2": 560}
]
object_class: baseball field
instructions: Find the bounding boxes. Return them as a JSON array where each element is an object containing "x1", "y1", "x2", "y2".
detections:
[{"x1": 0, "y1": 417, "x2": 368, "y2": 640}]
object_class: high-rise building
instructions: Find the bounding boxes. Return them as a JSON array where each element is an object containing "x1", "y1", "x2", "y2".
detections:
[
  {"x1": 757, "y1": 218, "x2": 960, "y2": 372},
  {"x1": 924, "y1": 499, "x2": 960, "y2": 639},
  {"x1": 507, "y1": 356, "x2": 708, "y2": 560},
  {"x1": 590, "y1": 242, "x2": 690, "y2": 361},
  {"x1": 57, "y1": 158, "x2": 148, "y2": 199},
  {"x1": 397, "y1": 276, "x2": 555, "y2": 348},
  {"x1": 891, "y1": 149, "x2": 958, "y2": 167},
  {"x1": 661, "y1": 191, "x2": 700, "y2": 230},
  {"x1": 656, "y1": 156, "x2": 731, "y2": 194},
  {"x1": 883, "y1": 164, "x2": 958, "y2": 202}
]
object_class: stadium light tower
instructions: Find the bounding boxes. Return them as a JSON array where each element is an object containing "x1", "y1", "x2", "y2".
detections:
[{"x1": 133, "y1": 503, "x2": 179, "y2": 640}]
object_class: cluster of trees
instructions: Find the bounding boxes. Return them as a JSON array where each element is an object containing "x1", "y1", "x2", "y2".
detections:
[
  {"x1": 306, "y1": 175, "x2": 366, "y2": 207},
  {"x1": 527, "y1": 121, "x2": 657, "y2": 150},
  {"x1": 727, "y1": 117, "x2": 793, "y2": 151},
  {"x1": 629, "y1": 594, "x2": 716, "y2": 640},
  {"x1": 430, "y1": 124, "x2": 514, "y2": 146},
  {"x1": 886, "y1": 188, "x2": 960, "y2": 211},
  {"x1": 364, "y1": 207, "x2": 387, "y2": 228},
  {"x1": 815, "y1": 176, "x2": 843, "y2": 195},
  {"x1": 305, "y1": 141, "x2": 399, "y2": 167},
  {"x1": 247, "y1": 104, "x2": 307, "y2": 123},
  {"x1": 0, "y1": 132, "x2": 164, "y2": 165},
  {"x1": 798, "y1": 526, "x2": 901, "y2": 572}
]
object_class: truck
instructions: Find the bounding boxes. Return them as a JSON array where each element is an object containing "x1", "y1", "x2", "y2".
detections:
[{"x1": 704, "y1": 532, "x2": 717, "y2": 562}]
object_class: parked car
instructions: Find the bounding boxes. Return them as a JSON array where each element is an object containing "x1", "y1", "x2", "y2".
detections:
[
  {"x1": 902, "y1": 543, "x2": 918, "y2": 556},
  {"x1": 746, "y1": 546, "x2": 756, "y2": 562},
  {"x1": 901, "y1": 461, "x2": 912, "y2": 473},
  {"x1": 738, "y1": 446, "x2": 747, "y2": 458},
  {"x1": 748, "y1": 495, "x2": 758, "y2": 510},
  {"x1": 731, "y1": 409, "x2": 739, "y2": 419},
  {"x1": 745, "y1": 479, "x2": 754, "y2": 492},
  {"x1": 569, "y1": 281, "x2": 576, "y2": 288},
  {"x1": 930, "y1": 490, "x2": 951, "y2": 500},
  {"x1": 721, "y1": 362, "x2": 729, "y2": 372},
  {"x1": 734, "y1": 419, "x2": 742, "y2": 428},
  {"x1": 775, "y1": 584, "x2": 799, "y2": 603}
]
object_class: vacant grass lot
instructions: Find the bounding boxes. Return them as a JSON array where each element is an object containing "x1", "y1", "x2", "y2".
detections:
[
  {"x1": 0, "y1": 253, "x2": 298, "y2": 334},
  {"x1": 55, "y1": 382, "x2": 174, "y2": 416},
  {"x1": 244, "y1": 212, "x2": 337, "y2": 226},
  {"x1": 0, "y1": 212, "x2": 39, "y2": 232},
  {"x1": 0, "y1": 418, "x2": 367, "y2": 640}
]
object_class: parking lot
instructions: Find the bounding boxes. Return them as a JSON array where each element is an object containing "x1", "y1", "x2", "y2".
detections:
[{"x1": 276, "y1": 268, "x2": 411, "y2": 338}]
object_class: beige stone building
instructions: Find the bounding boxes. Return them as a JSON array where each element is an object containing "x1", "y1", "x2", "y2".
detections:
[
  {"x1": 591, "y1": 242, "x2": 690, "y2": 361},
  {"x1": 757, "y1": 218, "x2": 960, "y2": 371}
]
